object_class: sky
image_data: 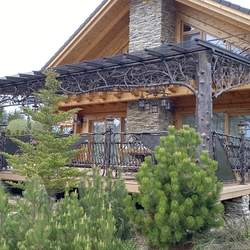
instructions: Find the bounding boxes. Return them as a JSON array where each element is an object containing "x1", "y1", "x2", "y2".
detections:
[
  {"x1": 0, "y1": 0, "x2": 103, "y2": 77},
  {"x1": 0, "y1": 0, "x2": 250, "y2": 78}
]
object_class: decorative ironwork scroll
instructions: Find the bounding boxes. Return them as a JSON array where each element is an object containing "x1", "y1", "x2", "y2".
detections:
[
  {"x1": 58, "y1": 56, "x2": 197, "y2": 95},
  {"x1": 212, "y1": 131, "x2": 250, "y2": 183},
  {"x1": 0, "y1": 39, "x2": 249, "y2": 106},
  {"x1": 212, "y1": 56, "x2": 250, "y2": 99}
]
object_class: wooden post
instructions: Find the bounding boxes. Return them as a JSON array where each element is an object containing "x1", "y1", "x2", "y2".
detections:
[{"x1": 195, "y1": 50, "x2": 213, "y2": 159}]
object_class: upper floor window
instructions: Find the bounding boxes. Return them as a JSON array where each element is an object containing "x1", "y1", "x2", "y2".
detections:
[
  {"x1": 181, "y1": 22, "x2": 249, "y2": 58},
  {"x1": 182, "y1": 23, "x2": 201, "y2": 42},
  {"x1": 205, "y1": 34, "x2": 226, "y2": 49},
  {"x1": 230, "y1": 45, "x2": 250, "y2": 58}
]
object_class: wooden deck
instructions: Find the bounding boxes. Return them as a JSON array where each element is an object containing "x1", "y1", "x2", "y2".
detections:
[{"x1": 0, "y1": 170, "x2": 249, "y2": 201}]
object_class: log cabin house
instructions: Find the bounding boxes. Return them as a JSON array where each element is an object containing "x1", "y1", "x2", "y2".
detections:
[
  {"x1": 1, "y1": 0, "x2": 250, "y2": 206},
  {"x1": 41, "y1": 0, "x2": 250, "y2": 180}
]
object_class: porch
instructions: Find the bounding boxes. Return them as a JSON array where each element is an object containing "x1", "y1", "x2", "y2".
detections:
[
  {"x1": 1, "y1": 127, "x2": 249, "y2": 182},
  {"x1": 1, "y1": 127, "x2": 249, "y2": 202}
]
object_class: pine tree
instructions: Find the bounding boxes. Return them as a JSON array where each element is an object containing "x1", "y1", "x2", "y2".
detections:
[
  {"x1": 2, "y1": 178, "x2": 53, "y2": 249},
  {"x1": 78, "y1": 167, "x2": 132, "y2": 241},
  {"x1": 124, "y1": 125, "x2": 224, "y2": 249},
  {"x1": 0, "y1": 182, "x2": 10, "y2": 249},
  {"x1": 0, "y1": 173, "x2": 128, "y2": 249},
  {"x1": 3, "y1": 69, "x2": 86, "y2": 196}
]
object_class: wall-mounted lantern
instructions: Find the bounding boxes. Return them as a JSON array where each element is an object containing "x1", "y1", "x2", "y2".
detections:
[
  {"x1": 138, "y1": 87, "x2": 173, "y2": 113},
  {"x1": 139, "y1": 94, "x2": 146, "y2": 110},
  {"x1": 106, "y1": 115, "x2": 114, "y2": 131},
  {"x1": 0, "y1": 121, "x2": 7, "y2": 136},
  {"x1": 74, "y1": 116, "x2": 84, "y2": 127},
  {"x1": 238, "y1": 120, "x2": 248, "y2": 185},
  {"x1": 238, "y1": 120, "x2": 247, "y2": 136}
]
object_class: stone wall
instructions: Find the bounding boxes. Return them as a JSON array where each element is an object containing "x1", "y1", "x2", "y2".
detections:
[
  {"x1": 129, "y1": 0, "x2": 175, "y2": 52},
  {"x1": 126, "y1": 100, "x2": 173, "y2": 133},
  {"x1": 128, "y1": 0, "x2": 175, "y2": 132}
]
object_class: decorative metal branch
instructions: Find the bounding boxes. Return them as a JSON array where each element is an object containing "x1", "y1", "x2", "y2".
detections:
[{"x1": 212, "y1": 55, "x2": 250, "y2": 99}]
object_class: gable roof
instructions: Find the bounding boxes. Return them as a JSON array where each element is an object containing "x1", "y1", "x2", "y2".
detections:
[
  {"x1": 42, "y1": 0, "x2": 108, "y2": 71},
  {"x1": 43, "y1": 0, "x2": 129, "y2": 70},
  {"x1": 42, "y1": 0, "x2": 250, "y2": 70},
  {"x1": 213, "y1": 0, "x2": 250, "y2": 14}
]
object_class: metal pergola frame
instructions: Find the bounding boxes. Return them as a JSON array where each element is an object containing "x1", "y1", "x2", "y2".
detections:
[{"x1": 1, "y1": 39, "x2": 250, "y2": 156}]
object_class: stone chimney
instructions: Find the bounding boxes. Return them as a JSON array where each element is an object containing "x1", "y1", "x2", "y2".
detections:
[{"x1": 129, "y1": 0, "x2": 175, "y2": 52}]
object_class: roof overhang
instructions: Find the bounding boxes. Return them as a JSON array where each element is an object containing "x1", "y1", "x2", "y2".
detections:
[{"x1": 43, "y1": 0, "x2": 129, "y2": 69}]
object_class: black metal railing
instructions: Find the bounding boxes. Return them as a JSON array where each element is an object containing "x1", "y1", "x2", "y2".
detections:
[
  {"x1": 71, "y1": 131, "x2": 168, "y2": 174},
  {"x1": 73, "y1": 130, "x2": 250, "y2": 182},
  {"x1": 212, "y1": 131, "x2": 250, "y2": 183},
  {"x1": 3, "y1": 131, "x2": 250, "y2": 184}
]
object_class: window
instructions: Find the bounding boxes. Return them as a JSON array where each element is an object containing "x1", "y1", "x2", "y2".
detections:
[
  {"x1": 181, "y1": 23, "x2": 242, "y2": 54},
  {"x1": 212, "y1": 113, "x2": 225, "y2": 133},
  {"x1": 205, "y1": 34, "x2": 226, "y2": 49},
  {"x1": 182, "y1": 113, "x2": 250, "y2": 137},
  {"x1": 182, "y1": 113, "x2": 225, "y2": 133},
  {"x1": 229, "y1": 115, "x2": 250, "y2": 137},
  {"x1": 230, "y1": 45, "x2": 250, "y2": 58},
  {"x1": 182, "y1": 115, "x2": 195, "y2": 129},
  {"x1": 182, "y1": 23, "x2": 201, "y2": 42}
]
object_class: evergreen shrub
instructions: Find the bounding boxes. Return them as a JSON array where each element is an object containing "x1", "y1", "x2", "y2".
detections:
[
  {"x1": 124, "y1": 125, "x2": 224, "y2": 249},
  {"x1": 0, "y1": 167, "x2": 132, "y2": 249}
]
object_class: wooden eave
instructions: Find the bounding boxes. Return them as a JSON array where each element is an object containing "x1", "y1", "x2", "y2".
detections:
[
  {"x1": 45, "y1": 0, "x2": 250, "y2": 70},
  {"x1": 46, "y1": 0, "x2": 129, "y2": 68},
  {"x1": 176, "y1": 0, "x2": 250, "y2": 30}
]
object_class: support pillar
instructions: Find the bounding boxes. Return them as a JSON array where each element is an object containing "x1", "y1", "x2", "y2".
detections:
[{"x1": 195, "y1": 50, "x2": 213, "y2": 158}]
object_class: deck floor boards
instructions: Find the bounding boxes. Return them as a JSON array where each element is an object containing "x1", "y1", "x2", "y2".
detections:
[{"x1": 0, "y1": 171, "x2": 249, "y2": 201}]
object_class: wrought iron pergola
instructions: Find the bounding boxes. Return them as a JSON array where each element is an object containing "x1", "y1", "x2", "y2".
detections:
[{"x1": 1, "y1": 39, "x2": 250, "y2": 156}]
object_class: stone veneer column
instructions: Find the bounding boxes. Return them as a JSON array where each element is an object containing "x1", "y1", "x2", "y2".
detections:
[
  {"x1": 129, "y1": 0, "x2": 175, "y2": 51},
  {"x1": 126, "y1": 100, "x2": 173, "y2": 133},
  {"x1": 128, "y1": 0, "x2": 175, "y2": 132}
]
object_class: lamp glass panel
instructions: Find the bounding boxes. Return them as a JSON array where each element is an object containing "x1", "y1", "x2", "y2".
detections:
[
  {"x1": 165, "y1": 100, "x2": 173, "y2": 111},
  {"x1": 152, "y1": 104, "x2": 158, "y2": 113},
  {"x1": 145, "y1": 101, "x2": 150, "y2": 110},
  {"x1": 161, "y1": 97, "x2": 167, "y2": 107},
  {"x1": 139, "y1": 97, "x2": 145, "y2": 109}
]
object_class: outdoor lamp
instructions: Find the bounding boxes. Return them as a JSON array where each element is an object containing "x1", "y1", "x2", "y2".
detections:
[
  {"x1": 144, "y1": 100, "x2": 150, "y2": 110},
  {"x1": 76, "y1": 116, "x2": 84, "y2": 126},
  {"x1": 32, "y1": 103, "x2": 39, "y2": 112},
  {"x1": 238, "y1": 121, "x2": 248, "y2": 136},
  {"x1": 138, "y1": 94, "x2": 146, "y2": 110},
  {"x1": 161, "y1": 93, "x2": 168, "y2": 107},
  {"x1": 164, "y1": 98, "x2": 173, "y2": 112},
  {"x1": 152, "y1": 101, "x2": 158, "y2": 113},
  {"x1": 106, "y1": 115, "x2": 114, "y2": 130},
  {"x1": 0, "y1": 121, "x2": 7, "y2": 135}
]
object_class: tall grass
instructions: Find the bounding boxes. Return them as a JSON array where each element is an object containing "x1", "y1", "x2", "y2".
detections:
[{"x1": 193, "y1": 213, "x2": 250, "y2": 249}]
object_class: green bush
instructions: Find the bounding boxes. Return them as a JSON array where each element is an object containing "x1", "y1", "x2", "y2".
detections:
[
  {"x1": 124, "y1": 125, "x2": 224, "y2": 249},
  {"x1": 0, "y1": 167, "x2": 133, "y2": 249}
]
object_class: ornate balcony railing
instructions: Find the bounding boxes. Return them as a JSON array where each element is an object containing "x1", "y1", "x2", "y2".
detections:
[
  {"x1": 212, "y1": 131, "x2": 250, "y2": 183},
  {"x1": 2, "y1": 131, "x2": 250, "y2": 184},
  {"x1": 71, "y1": 131, "x2": 168, "y2": 175}
]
